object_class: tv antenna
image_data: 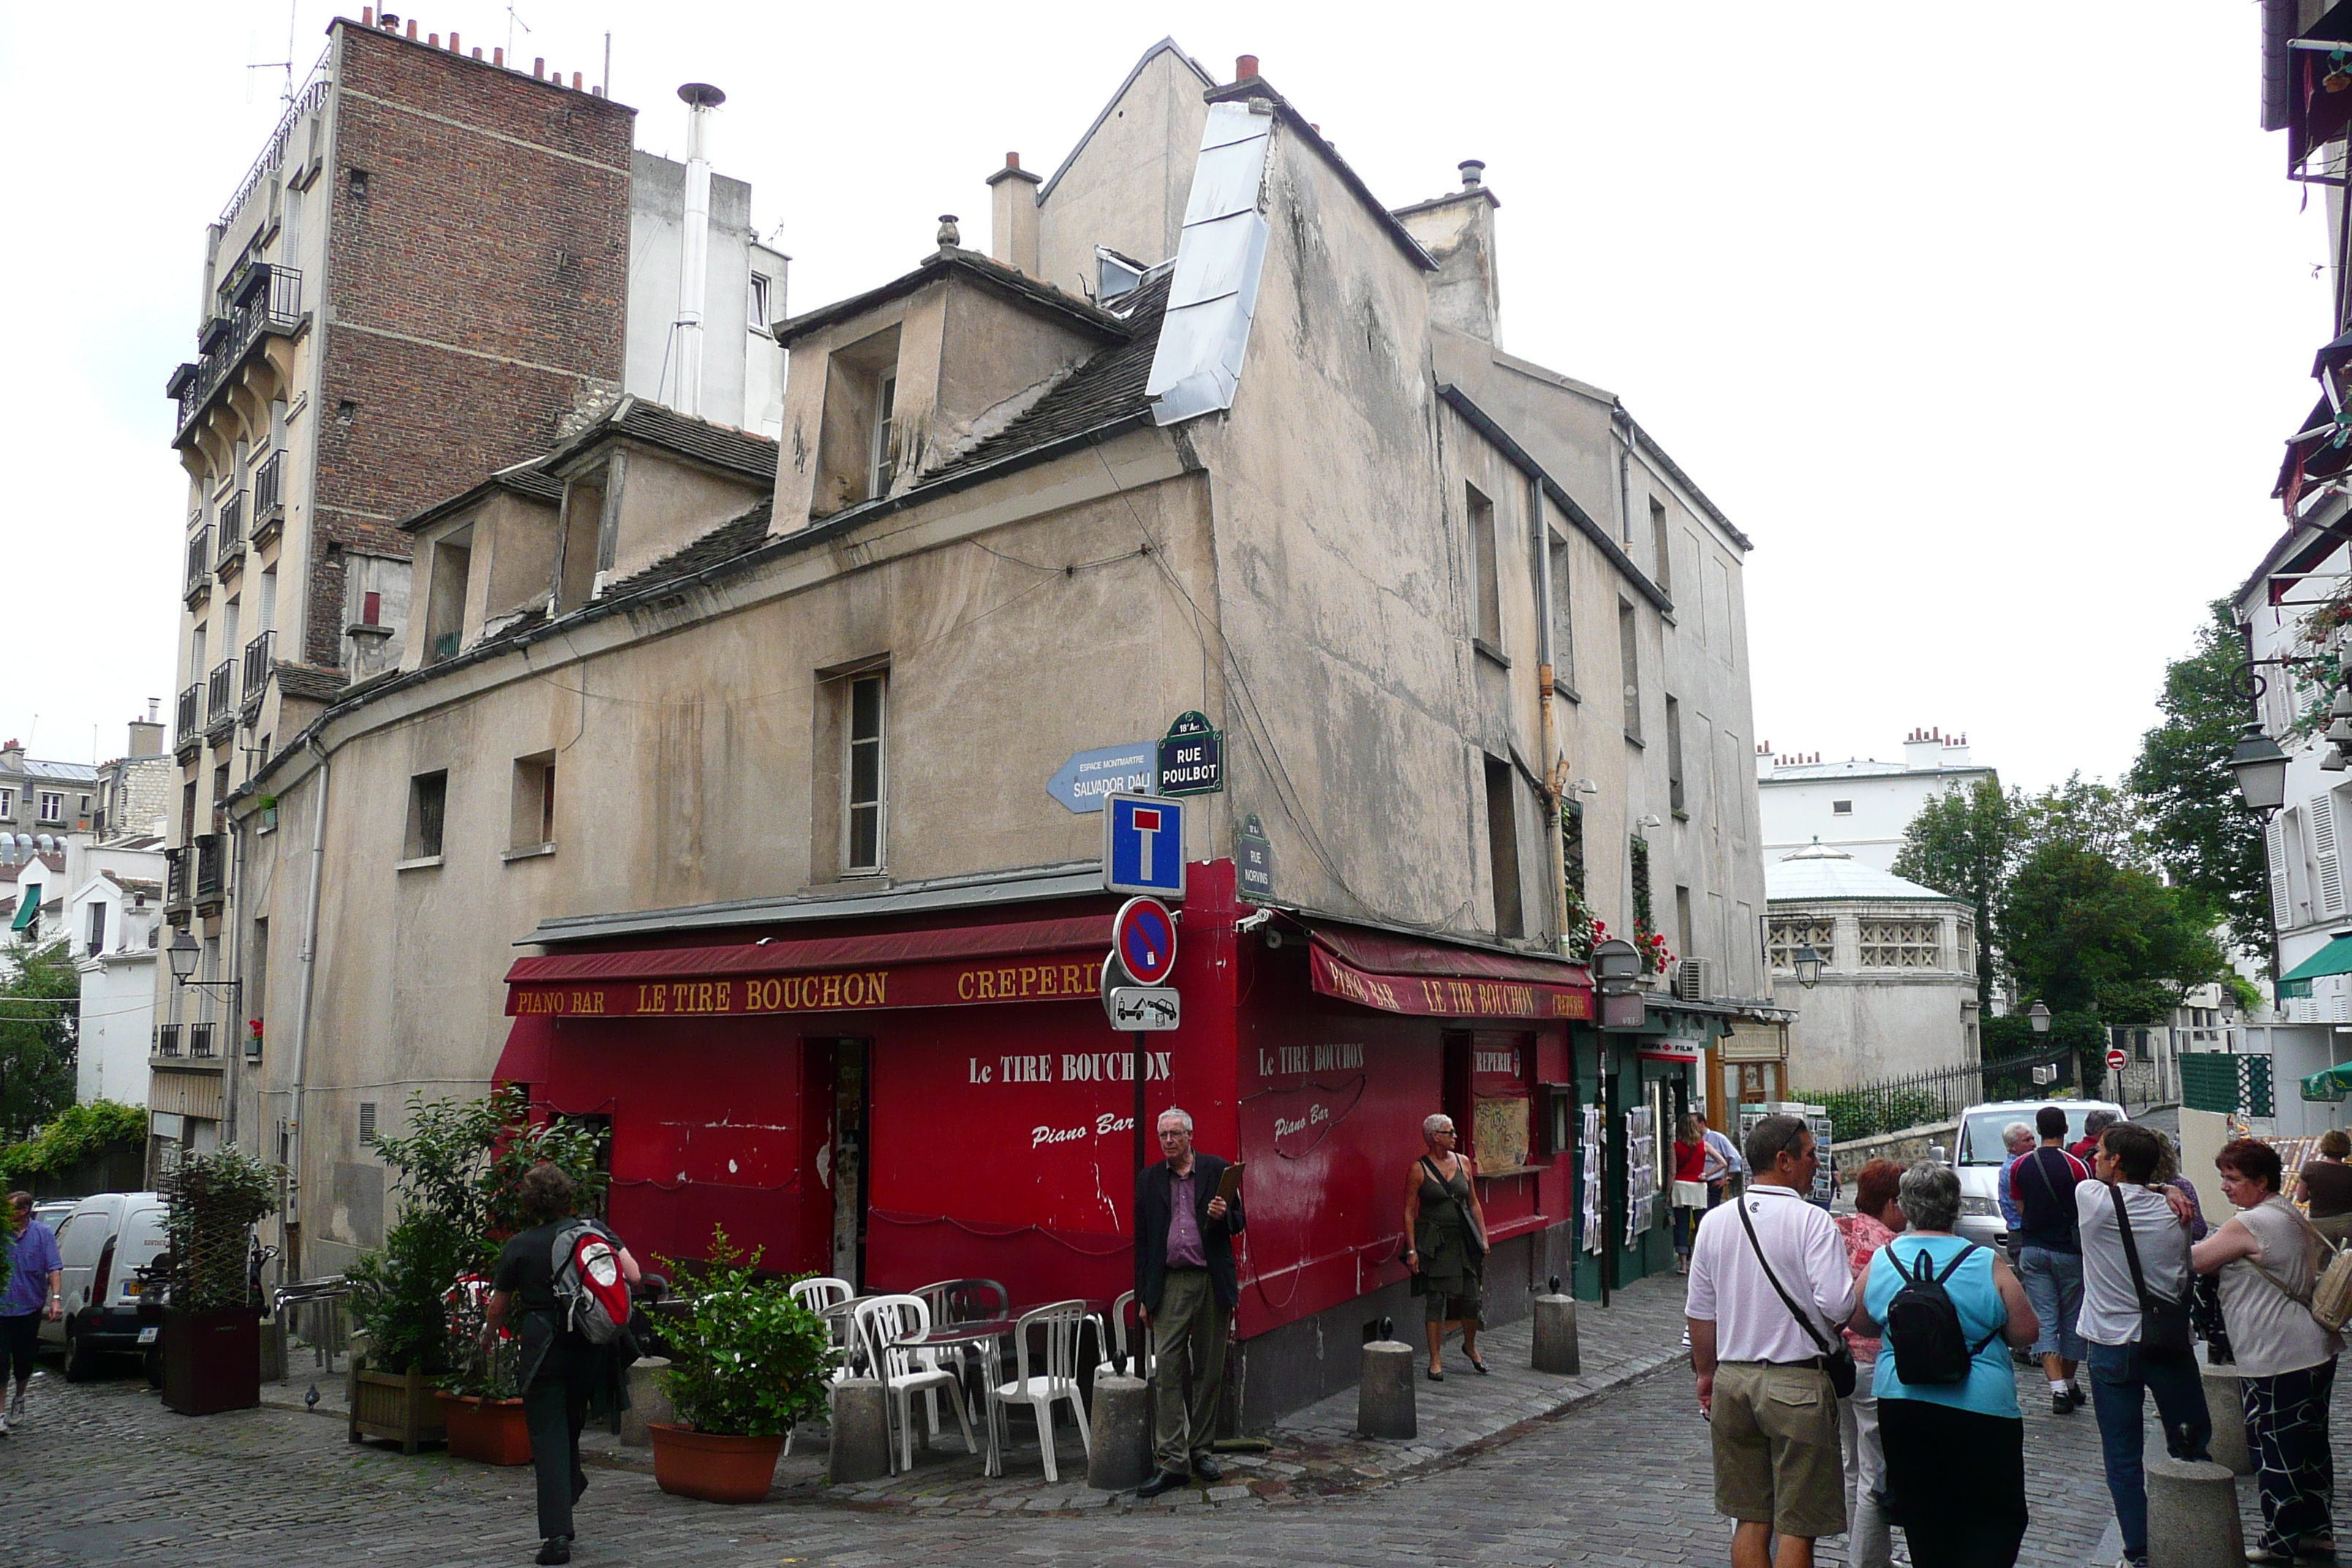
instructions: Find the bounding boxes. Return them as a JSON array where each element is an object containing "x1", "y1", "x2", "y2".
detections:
[
  {"x1": 246, "y1": 0, "x2": 298, "y2": 108},
  {"x1": 506, "y1": 1, "x2": 532, "y2": 64}
]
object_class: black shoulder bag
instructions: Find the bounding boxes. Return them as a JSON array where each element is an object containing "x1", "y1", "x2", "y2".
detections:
[
  {"x1": 1420, "y1": 1155, "x2": 1488, "y2": 1259},
  {"x1": 2109, "y1": 1183, "x2": 2194, "y2": 1362},
  {"x1": 1734, "y1": 1194, "x2": 1857, "y2": 1397}
]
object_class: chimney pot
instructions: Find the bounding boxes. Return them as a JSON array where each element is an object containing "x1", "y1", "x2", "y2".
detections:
[
  {"x1": 1459, "y1": 158, "x2": 1486, "y2": 189},
  {"x1": 572, "y1": 71, "x2": 583, "y2": 89},
  {"x1": 405, "y1": 19, "x2": 417, "y2": 39},
  {"x1": 361, "y1": 7, "x2": 374, "y2": 23},
  {"x1": 472, "y1": 47, "x2": 481, "y2": 59},
  {"x1": 1006, "y1": 151, "x2": 1020, "y2": 169},
  {"x1": 448, "y1": 30, "x2": 458, "y2": 50},
  {"x1": 428, "y1": 32, "x2": 437, "y2": 48},
  {"x1": 1236, "y1": 53, "x2": 1259, "y2": 80},
  {"x1": 937, "y1": 214, "x2": 962, "y2": 248},
  {"x1": 591, "y1": 84, "x2": 603, "y2": 96},
  {"x1": 534, "y1": 56, "x2": 545, "y2": 78},
  {"x1": 379, "y1": 11, "x2": 399, "y2": 29}
]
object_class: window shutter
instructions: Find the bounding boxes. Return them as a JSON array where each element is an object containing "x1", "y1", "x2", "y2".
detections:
[
  {"x1": 2316, "y1": 795, "x2": 2343, "y2": 917},
  {"x1": 2272, "y1": 815, "x2": 2293, "y2": 932}
]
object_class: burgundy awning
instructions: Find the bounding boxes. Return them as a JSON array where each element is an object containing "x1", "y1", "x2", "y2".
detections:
[
  {"x1": 503, "y1": 912, "x2": 1112, "y2": 1018},
  {"x1": 1303, "y1": 921, "x2": 1591, "y2": 1022}
]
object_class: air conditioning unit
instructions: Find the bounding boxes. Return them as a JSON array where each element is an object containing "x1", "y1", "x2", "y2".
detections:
[{"x1": 1671, "y1": 957, "x2": 1718, "y2": 1003}]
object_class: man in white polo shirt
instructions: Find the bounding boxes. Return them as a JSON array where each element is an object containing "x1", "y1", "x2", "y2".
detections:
[{"x1": 1688, "y1": 1112, "x2": 1855, "y2": 1568}]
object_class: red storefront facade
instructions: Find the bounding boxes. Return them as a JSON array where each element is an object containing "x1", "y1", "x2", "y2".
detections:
[{"x1": 494, "y1": 859, "x2": 1593, "y2": 1423}]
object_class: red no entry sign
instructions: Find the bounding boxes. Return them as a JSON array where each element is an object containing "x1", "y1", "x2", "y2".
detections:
[
  {"x1": 1112, "y1": 897, "x2": 1177, "y2": 986},
  {"x1": 2106, "y1": 1047, "x2": 2127, "y2": 1072}
]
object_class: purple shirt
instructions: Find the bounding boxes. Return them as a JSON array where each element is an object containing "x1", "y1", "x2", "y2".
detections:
[
  {"x1": 1166, "y1": 1168, "x2": 1207, "y2": 1269},
  {"x1": 5, "y1": 1221, "x2": 61, "y2": 1316}
]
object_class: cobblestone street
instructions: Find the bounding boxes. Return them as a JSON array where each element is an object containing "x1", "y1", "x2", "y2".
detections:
[{"x1": 2, "y1": 1338, "x2": 2326, "y2": 1568}]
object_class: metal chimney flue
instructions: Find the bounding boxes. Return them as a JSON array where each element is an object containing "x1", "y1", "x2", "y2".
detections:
[{"x1": 673, "y1": 83, "x2": 726, "y2": 420}]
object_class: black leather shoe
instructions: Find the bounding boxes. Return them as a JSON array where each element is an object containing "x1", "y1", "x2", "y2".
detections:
[
  {"x1": 1191, "y1": 1456, "x2": 1223, "y2": 1484},
  {"x1": 536, "y1": 1539, "x2": 572, "y2": 1566},
  {"x1": 1135, "y1": 1469, "x2": 1189, "y2": 1499}
]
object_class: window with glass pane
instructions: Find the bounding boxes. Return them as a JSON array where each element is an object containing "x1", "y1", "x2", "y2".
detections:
[
  {"x1": 845, "y1": 675, "x2": 886, "y2": 872},
  {"x1": 870, "y1": 374, "x2": 896, "y2": 499}
]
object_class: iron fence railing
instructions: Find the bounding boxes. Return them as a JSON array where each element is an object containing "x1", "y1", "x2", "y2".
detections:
[
  {"x1": 194, "y1": 834, "x2": 225, "y2": 901},
  {"x1": 173, "y1": 266, "x2": 304, "y2": 437},
  {"x1": 156, "y1": 1025, "x2": 181, "y2": 1059},
  {"x1": 164, "y1": 848, "x2": 188, "y2": 909},
  {"x1": 242, "y1": 630, "x2": 275, "y2": 702},
  {"x1": 1795, "y1": 1046, "x2": 2078, "y2": 1142},
  {"x1": 252, "y1": 448, "x2": 284, "y2": 524},
  {"x1": 185, "y1": 527, "x2": 211, "y2": 592},
  {"x1": 189, "y1": 1023, "x2": 216, "y2": 1060},
  {"x1": 175, "y1": 685, "x2": 202, "y2": 743},
  {"x1": 216, "y1": 491, "x2": 245, "y2": 557},
  {"x1": 206, "y1": 660, "x2": 235, "y2": 725}
]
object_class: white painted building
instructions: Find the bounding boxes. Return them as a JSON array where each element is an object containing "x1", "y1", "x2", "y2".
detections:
[
  {"x1": 69, "y1": 870, "x2": 162, "y2": 1107},
  {"x1": 1763, "y1": 840, "x2": 1980, "y2": 1087},
  {"x1": 1756, "y1": 728, "x2": 1997, "y2": 872}
]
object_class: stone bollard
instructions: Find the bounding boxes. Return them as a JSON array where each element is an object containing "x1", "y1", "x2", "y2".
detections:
[
  {"x1": 829, "y1": 1379, "x2": 892, "y2": 1484},
  {"x1": 621, "y1": 1357, "x2": 674, "y2": 1447},
  {"x1": 2145, "y1": 1455, "x2": 2243, "y2": 1568},
  {"x1": 1358, "y1": 1339, "x2": 1417, "y2": 1440},
  {"x1": 1531, "y1": 1293, "x2": 1580, "y2": 1376},
  {"x1": 257, "y1": 1318, "x2": 287, "y2": 1383},
  {"x1": 1086, "y1": 1374, "x2": 1151, "y2": 1490},
  {"x1": 2198, "y1": 1360, "x2": 2252, "y2": 1475}
]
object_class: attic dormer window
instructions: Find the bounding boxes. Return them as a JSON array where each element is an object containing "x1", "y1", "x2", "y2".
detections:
[
  {"x1": 1096, "y1": 246, "x2": 1146, "y2": 304},
  {"x1": 871, "y1": 373, "x2": 896, "y2": 499}
]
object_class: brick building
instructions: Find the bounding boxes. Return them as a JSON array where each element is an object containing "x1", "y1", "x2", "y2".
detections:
[{"x1": 156, "y1": 10, "x2": 785, "y2": 1163}]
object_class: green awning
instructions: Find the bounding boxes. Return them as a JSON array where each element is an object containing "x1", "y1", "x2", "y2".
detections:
[
  {"x1": 8, "y1": 887, "x2": 33, "y2": 932},
  {"x1": 2305, "y1": 1062, "x2": 2352, "y2": 1104},
  {"x1": 2281, "y1": 934, "x2": 2352, "y2": 985}
]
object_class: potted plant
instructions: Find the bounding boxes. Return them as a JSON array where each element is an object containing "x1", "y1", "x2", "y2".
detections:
[
  {"x1": 650, "y1": 1227, "x2": 832, "y2": 1503},
  {"x1": 160, "y1": 1147, "x2": 279, "y2": 1416},
  {"x1": 434, "y1": 1295, "x2": 530, "y2": 1465},
  {"x1": 346, "y1": 1085, "x2": 607, "y2": 1455}
]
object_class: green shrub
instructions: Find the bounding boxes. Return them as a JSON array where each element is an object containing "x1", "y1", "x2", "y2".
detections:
[
  {"x1": 659, "y1": 1228, "x2": 833, "y2": 1439},
  {"x1": 164, "y1": 1147, "x2": 279, "y2": 1313}
]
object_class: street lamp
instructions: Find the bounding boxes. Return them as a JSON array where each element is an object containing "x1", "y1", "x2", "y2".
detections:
[
  {"x1": 2027, "y1": 1001, "x2": 2051, "y2": 1033},
  {"x1": 1793, "y1": 944, "x2": 1825, "y2": 990},
  {"x1": 166, "y1": 928, "x2": 244, "y2": 1147},
  {"x1": 2228, "y1": 723, "x2": 2291, "y2": 818}
]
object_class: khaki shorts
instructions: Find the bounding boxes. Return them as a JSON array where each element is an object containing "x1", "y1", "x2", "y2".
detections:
[{"x1": 1709, "y1": 1360, "x2": 1846, "y2": 1539}]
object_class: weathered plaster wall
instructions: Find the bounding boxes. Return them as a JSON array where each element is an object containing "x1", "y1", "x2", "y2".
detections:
[{"x1": 1035, "y1": 47, "x2": 1215, "y2": 295}]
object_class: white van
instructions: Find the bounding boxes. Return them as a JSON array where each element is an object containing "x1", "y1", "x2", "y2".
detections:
[
  {"x1": 37, "y1": 1192, "x2": 168, "y2": 1379},
  {"x1": 1952, "y1": 1100, "x2": 2122, "y2": 1251}
]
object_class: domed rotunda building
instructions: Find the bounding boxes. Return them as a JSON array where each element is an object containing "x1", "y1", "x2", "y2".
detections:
[{"x1": 1765, "y1": 840, "x2": 1980, "y2": 1088}]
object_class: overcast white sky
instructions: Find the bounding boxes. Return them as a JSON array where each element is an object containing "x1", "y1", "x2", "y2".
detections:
[{"x1": 0, "y1": 2, "x2": 2327, "y2": 791}]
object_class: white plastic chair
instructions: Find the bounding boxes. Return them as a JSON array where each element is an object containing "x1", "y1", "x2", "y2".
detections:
[
  {"x1": 853, "y1": 1294, "x2": 978, "y2": 1473},
  {"x1": 1109, "y1": 1289, "x2": 1153, "y2": 1381},
  {"x1": 791, "y1": 1278, "x2": 858, "y2": 1382},
  {"x1": 987, "y1": 1298, "x2": 1093, "y2": 1482}
]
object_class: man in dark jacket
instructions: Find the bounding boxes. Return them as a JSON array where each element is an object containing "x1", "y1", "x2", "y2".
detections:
[{"x1": 1134, "y1": 1106, "x2": 1244, "y2": 1498}]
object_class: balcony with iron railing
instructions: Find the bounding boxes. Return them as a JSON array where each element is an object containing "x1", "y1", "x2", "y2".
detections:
[
  {"x1": 194, "y1": 834, "x2": 225, "y2": 907},
  {"x1": 252, "y1": 448, "x2": 285, "y2": 542},
  {"x1": 215, "y1": 491, "x2": 246, "y2": 577},
  {"x1": 189, "y1": 1023, "x2": 216, "y2": 1060},
  {"x1": 175, "y1": 685, "x2": 202, "y2": 746},
  {"x1": 206, "y1": 660, "x2": 235, "y2": 727},
  {"x1": 241, "y1": 630, "x2": 275, "y2": 707},
  {"x1": 164, "y1": 846, "x2": 190, "y2": 918},
  {"x1": 170, "y1": 266, "x2": 305, "y2": 445},
  {"x1": 154, "y1": 1025, "x2": 181, "y2": 1060},
  {"x1": 184, "y1": 525, "x2": 211, "y2": 603}
]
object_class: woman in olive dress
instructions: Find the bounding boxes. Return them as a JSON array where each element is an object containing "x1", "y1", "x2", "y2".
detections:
[{"x1": 1403, "y1": 1112, "x2": 1490, "y2": 1379}]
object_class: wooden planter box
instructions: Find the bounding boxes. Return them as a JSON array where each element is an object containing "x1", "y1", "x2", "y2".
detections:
[
  {"x1": 162, "y1": 1306, "x2": 262, "y2": 1416},
  {"x1": 437, "y1": 1392, "x2": 532, "y2": 1466},
  {"x1": 347, "y1": 1363, "x2": 447, "y2": 1454}
]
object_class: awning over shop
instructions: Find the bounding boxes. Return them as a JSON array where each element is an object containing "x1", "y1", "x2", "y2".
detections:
[
  {"x1": 2281, "y1": 932, "x2": 2352, "y2": 987},
  {"x1": 502, "y1": 912, "x2": 1114, "y2": 1019},
  {"x1": 1303, "y1": 922, "x2": 1591, "y2": 1022},
  {"x1": 2288, "y1": 5, "x2": 2352, "y2": 171},
  {"x1": 2304, "y1": 1062, "x2": 2352, "y2": 1104},
  {"x1": 8, "y1": 887, "x2": 32, "y2": 932}
]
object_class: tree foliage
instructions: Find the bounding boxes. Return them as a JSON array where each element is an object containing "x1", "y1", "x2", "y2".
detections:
[
  {"x1": 2127, "y1": 600, "x2": 2272, "y2": 966},
  {"x1": 1891, "y1": 777, "x2": 2015, "y2": 1007},
  {"x1": 0, "y1": 1099, "x2": 148, "y2": 1183},
  {"x1": 1999, "y1": 843, "x2": 2228, "y2": 1025},
  {"x1": 657, "y1": 1227, "x2": 834, "y2": 1439},
  {"x1": 0, "y1": 940, "x2": 77, "y2": 1139}
]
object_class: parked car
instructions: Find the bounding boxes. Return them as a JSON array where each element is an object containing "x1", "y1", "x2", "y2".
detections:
[
  {"x1": 1953, "y1": 1098, "x2": 2124, "y2": 1252},
  {"x1": 36, "y1": 1192, "x2": 168, "y2": 1380},
  {"x1": 31, "y1": 1199, "x2": 74, "y2": 1234}
]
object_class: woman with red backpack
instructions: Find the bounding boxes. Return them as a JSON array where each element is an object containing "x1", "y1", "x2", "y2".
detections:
[{"x1": 483, "y1": 1164, "x2": 642, "y2": 1566}]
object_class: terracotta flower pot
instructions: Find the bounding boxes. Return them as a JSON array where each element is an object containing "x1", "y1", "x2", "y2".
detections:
[
  {"x1": 437, "y1": 1392, "x2": 533, "y2": 1466},
  {"x1": 649, "y1": 1422, "x2": 787, "y2": 1503}
]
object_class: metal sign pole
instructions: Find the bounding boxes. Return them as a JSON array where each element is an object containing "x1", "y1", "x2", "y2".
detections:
[{"x1": 1134, "y1": 1030, "x2": 1148, "y2": 1177}]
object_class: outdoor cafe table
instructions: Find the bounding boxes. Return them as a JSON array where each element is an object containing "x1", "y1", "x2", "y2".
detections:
[{"x1": 897, "y1": 1315, "x2": 1019, "y2": 1474}]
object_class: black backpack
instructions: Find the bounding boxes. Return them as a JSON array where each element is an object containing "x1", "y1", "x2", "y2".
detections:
[{"x1": 1883, "y1": 1243, "x2": 1999, "y2": 1385}]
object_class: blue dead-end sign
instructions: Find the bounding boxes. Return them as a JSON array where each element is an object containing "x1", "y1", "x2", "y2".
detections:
[{"x1": 1104, "y1": 792, "x2": 1185, "y2": 898}]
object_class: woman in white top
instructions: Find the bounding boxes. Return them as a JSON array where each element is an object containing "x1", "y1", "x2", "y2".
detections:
[{"x1": 2191, "y1": 1137, "x2": 2342, "y2": 1564}]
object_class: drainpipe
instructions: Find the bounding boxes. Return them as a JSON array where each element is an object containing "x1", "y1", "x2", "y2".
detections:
[
  {"x1": 1532, "y1": 474, "x2": 1568, "y2": 952},
  {"x1": 1614, "y1": 406, "x2": 1635, "y2": 546},
  {"x1": 285, "y1": 732, "x2": 332, "y2": 1279},
  {"x1": 673, "y1": 83, "x2": 726, "y2": 418}
]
